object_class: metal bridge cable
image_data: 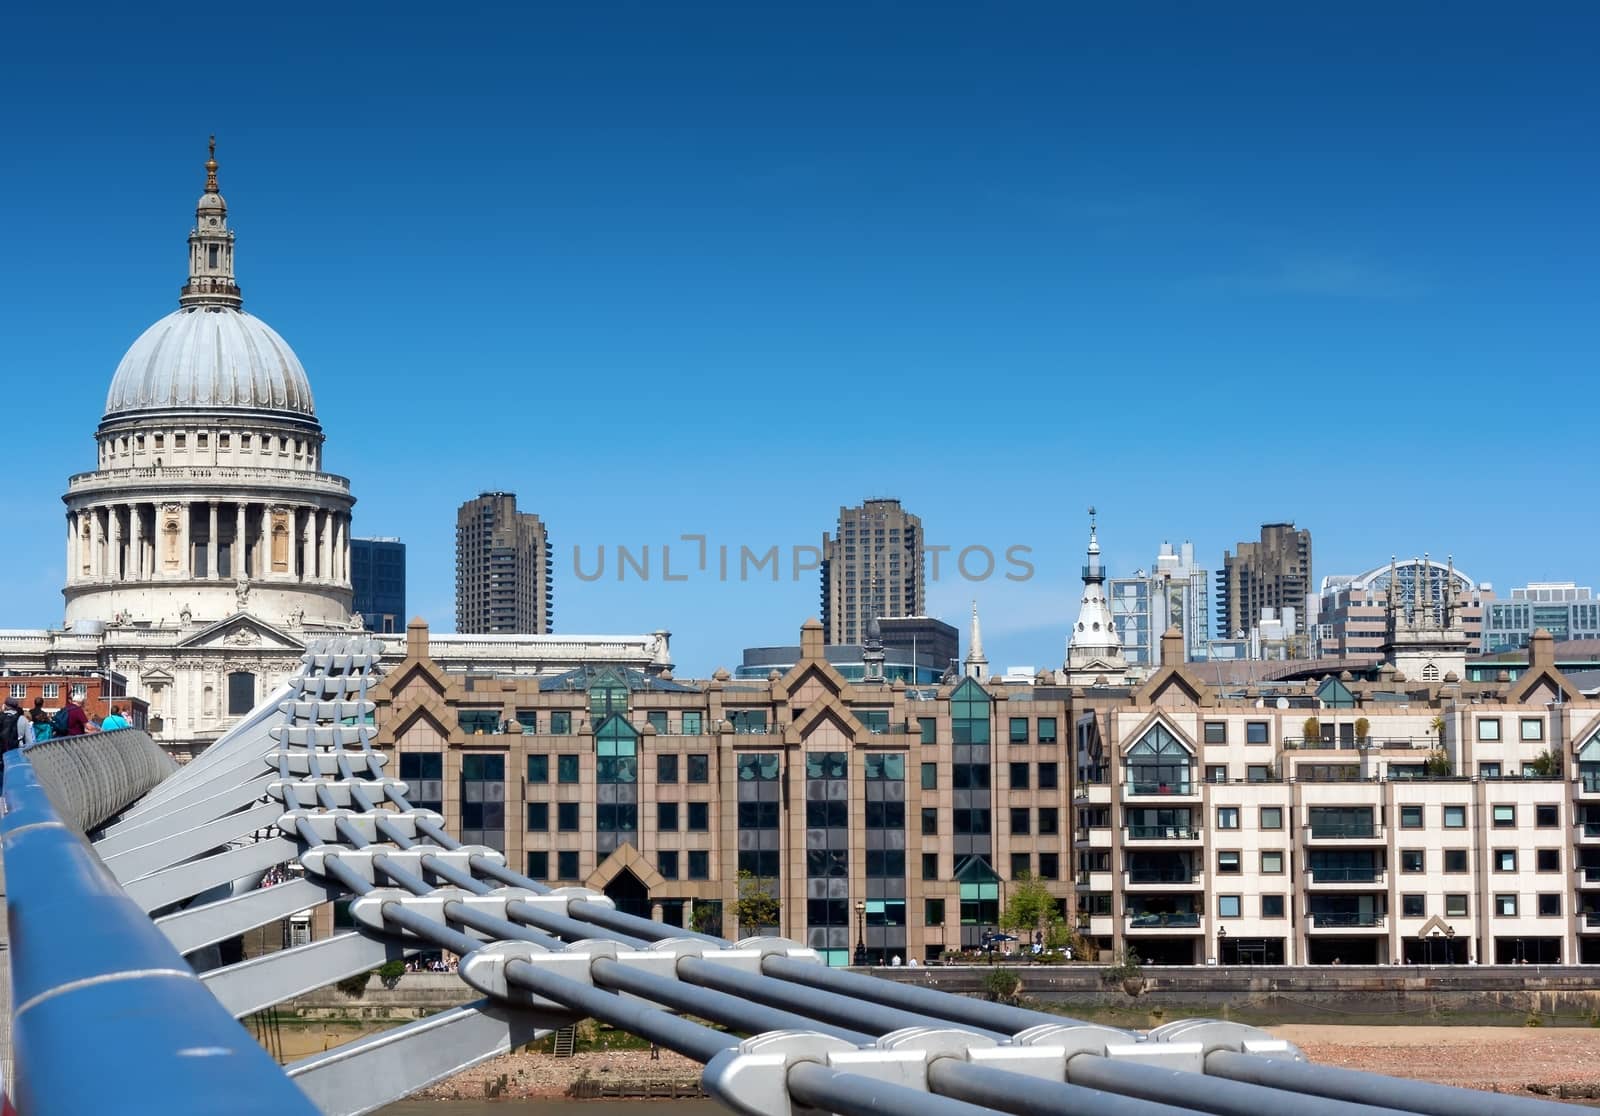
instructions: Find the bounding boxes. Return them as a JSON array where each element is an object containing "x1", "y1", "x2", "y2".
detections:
[
  {"x1": 502, "y1": 899, "x2": 653, "y2": 948},
  {"x1": 318, "y1": 853, "x2": 376, "y2": 897},
  {"x1": 589, "y1": 957, "x2": 874, "y2": 1046},
  {"x1": 372, "y1": 853, "x2": 436, "y2": 896},
  {"x1": 926, "y1": 1059, "x2": 1208, "y2": 1116},
  {"x1": 787, "y1": 1061, "x2": 1010, "y2": 1116},
  {"x1": 568, "y1": 899, "x2": 724, "y2": 945},
  {"x1": 419, "y1": 853, "x2": 495, "y2": 895},
  {"x1": 443, "y1": 904, "x2": 566, "y2": 951},
  {"x1": 760, "y1": 954, "x2": 1110, "y2": 1037},
  {"x1": 677, "y1": 956, "x2": 1008, "y2": 1044},
  {"x1": 1204, "y1": 1051, "x2": 1582, "y2": 1116},
  {"x1": 1066, "y1": 1054, "x2": 1415, "y2": 1116},
  {"x1": 503, "y1": 959, "x2": 733, "y2": 1064},
  {"x1": 376, "y1": 902, "x2": 483, "y2": 957},
  {"x1": 462, "y1": 852, "x2": 556, "y2": 894}
]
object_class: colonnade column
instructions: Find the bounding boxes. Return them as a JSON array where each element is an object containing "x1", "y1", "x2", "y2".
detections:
[
  {"x1": 235, "y1": 503, "x2": 247, "y2": 579},
  {"x1": 301, "y1": 507, "x2": 314, "y2": 581},
  {"x1": 130, "y1": 502, "x2": 144, "y2": 580},
  {"x1": 207, "y1": 501, "x2": 219, "y2": 580},
  {"x1": 91, "y1": 508, "x2": 105, "y2": 579},
  {"x1": 66, "y1": 512, "x2": 77, "y2": 584},
  {"x1": 110, "y1": 505, "x2": 124, "y2": 581},
  {"x1": 335, "y1": 513, "x2": 347, "y2": 584},
  {"x1": 178, "y1": 501, "x2": 192, "y2": 579},
  {"x1": 320, "y1": 509, "x2": 333, "y2": 581},
  {"x1": 258, "y1": 504, "x2": 270, "y2": 577}
]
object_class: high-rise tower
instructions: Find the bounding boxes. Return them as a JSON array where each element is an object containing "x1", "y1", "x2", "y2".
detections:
[
  {"x1": 820, "y1": 498, "x2": 925, "y2": 646},
  {"x1": 454, "y1": 493, "x2": 552, "y2": 633}
]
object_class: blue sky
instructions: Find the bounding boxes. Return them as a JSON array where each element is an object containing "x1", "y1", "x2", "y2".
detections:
[{"x1": 1, "y1": 2, "x2": 1595, "y2": 674}]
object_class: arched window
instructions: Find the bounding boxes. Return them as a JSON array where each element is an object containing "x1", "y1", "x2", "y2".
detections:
[
  {"x1": 1126, "y1": 723, "x2": 1192, "y2": 795},
  {"x1": 227, "y1": 671, "x2": 255, "y2": 715},
  {"x1": 1422, "y1": 662, "x2": 1440, "y2": 682}
]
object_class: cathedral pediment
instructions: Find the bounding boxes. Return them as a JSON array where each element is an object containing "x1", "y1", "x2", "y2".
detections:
[{"x1": 174, "y1": 612, "x2": 305, "y2": 653}]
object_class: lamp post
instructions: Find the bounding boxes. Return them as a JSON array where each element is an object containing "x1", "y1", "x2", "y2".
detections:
[
  {"x1": 1430, "y1": 927, "x2": 1442, "y2": 966},
  {"x1": 1216, "y1": 923, "x2": 1227, "y2": 966},
  {"x1": 1445, "y1": 925, "x2": 1456, "y2": 965},
  {"x1": 854, "y1": 899, "x2": 867, "y2": 966}
]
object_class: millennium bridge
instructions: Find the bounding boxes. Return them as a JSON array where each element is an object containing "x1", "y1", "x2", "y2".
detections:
[{"x1": 0, "y1": 635, "x2": 1582, "y2": 1114}]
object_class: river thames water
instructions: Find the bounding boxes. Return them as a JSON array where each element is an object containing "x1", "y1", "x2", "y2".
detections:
[{"x1": 378, "y1": 1101, "x2": 722, "y2": 1115}]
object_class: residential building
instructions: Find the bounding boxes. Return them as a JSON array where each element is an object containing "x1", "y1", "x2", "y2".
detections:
[
  {"x1": 1217, "y1": 523, "x2": 1313, "y2": 645},
  {"x1": 1109, "y1": 540, "x2": 1210, "y2": 666},
  {"x1": 1482, "y1": 583, "x2": 1600, "y2": 654},
  {"x1": 455, "y1": 493, "x2": 553, "y2": 634},
  {"x1": 351, "y1": 538, "x2": 406, "y2": 634},
  {"x1": 1314, "y1": 557, "x2": 1487, "y2": 659},
  {"x1": 820, "y1": 499, "x2": 925, "y2": 646}
]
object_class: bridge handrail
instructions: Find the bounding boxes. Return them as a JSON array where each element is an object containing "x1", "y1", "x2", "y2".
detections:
[
  {"x1": 22, "y1": 727, "x2": 176, "y2": 833},
  {"x1": 0, "y1": 748, "x2": 318, "y2": 1114}
]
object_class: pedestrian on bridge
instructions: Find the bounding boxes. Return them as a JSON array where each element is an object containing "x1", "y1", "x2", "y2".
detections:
[
  {"x1": 101, "y1": 705, "x2": 129, "y2": 731},
  {"x1": 1, "y1": 698, "x2": 36, "y2": 792}
]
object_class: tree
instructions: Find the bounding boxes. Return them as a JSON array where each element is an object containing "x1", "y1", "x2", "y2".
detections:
[
  {"x1": 690, "y1": 900, "x2": 723, "y2": 937},
  {"x1": 1528, "y1": 750, "x2": 1559, "y2": 778},
  {"x1": 1429, "y1": 715, "x2": 1446, "y2": 743},
  {"x1": 1354, "y1": 717, "x2": 1370, "y2": 744},
  {"x1": 1425, "y1": 748, "x2": 1453, "y2": 777},
  {"x1": 1302, "y1": 716, "x2": 1322, "y2": 746},
  {"x1": 999, "y1": 873, "x2": 1069, "y2": 949},
  {"x1": 733, "y1": 870, "x2": 780, "y2": 936}
]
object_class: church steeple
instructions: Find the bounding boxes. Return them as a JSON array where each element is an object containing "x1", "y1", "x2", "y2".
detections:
[
  {"x1": 964, "y1": 600, "x2": 989, "y2": 681},
  {"x1": 1065, "y1": 506, "x2": 1127, "y2": 684},
  {"x1": 180, "y1": 136, "x2": 243, "y2": 309}
]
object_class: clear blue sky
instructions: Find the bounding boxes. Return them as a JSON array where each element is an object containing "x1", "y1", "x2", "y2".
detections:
[{"x1": 2, "y1": 2, "x2": 1595, "y2": 674}]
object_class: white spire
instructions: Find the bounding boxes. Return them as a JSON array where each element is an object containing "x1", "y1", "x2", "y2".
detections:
[
  {"x1": 964, "y1": 600, "x2": 988, "y2": 680},
  {"x1": 1066, "y1": 507, "x2": 1126, "y2": 684}
]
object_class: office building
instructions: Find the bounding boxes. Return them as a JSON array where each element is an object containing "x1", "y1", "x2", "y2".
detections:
[
  {"x1": 1314, "y1": 557, "x2": 1486, "y2": 659},
  {"x1": 351, "y1": 538, "x2": 406, "y2": 634},
  {"x1": 455, "y1": 493, "x2": 553, "y2": 634},
  {"x1": 738, "y1": 614, "x2": 960, "y2": 685},
  {"x1": 820, "y1": 499, "x2": 925, "y2": 646},
  {"x1": 1218, "y1": 523, "x2": 1313, "y2": 644},
  {"x1": 1109, "y1": 540, "x2": 1210, "y2": 667},
  {"x1": 1482, "y1": 583, "x2": 1600, "y2": 653}
]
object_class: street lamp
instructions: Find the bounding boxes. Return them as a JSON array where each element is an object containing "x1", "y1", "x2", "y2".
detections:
[
  {"x1": 854, "y1": 899, "x2": 868, "y2": 966},
  {"x1": 1216, "y1": 924, "x2": 1227, "y2": 965},
  {"x1": 1430, "y1": 927, "x2": 1442, "y2": 966}
]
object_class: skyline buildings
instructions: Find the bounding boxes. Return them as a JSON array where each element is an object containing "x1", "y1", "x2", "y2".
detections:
[
  {"x1": 351, "y1": 537, "x2": 406, "y2": 635},
  {"x1": 454, "y1": 493, "x2": 553, "y2": 635},
  {"x1": 1109, "y1": 540, "x2": 1211, "y2": 666},
  {"x1": 1218, "y1": 523, "x2": 1314, "y2": 644},
  {"x1": 820, "y1": 499, "x2": 925, "y2": 647}
]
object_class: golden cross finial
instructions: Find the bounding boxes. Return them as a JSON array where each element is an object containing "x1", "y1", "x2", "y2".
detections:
[{"x1": 205, "y1": 135, "x2": 219, "y2": 192}]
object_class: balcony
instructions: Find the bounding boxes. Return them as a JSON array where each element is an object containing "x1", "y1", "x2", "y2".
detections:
[
  {"x1": 1584, "y1": 912, "x2": 1600, "y2": 930},
  {"x1": 1307, "y1": 867, "x2": 1384, "y2": 885},
  {"x1": 1304, "y1": 823, "x2": 1383, "y2": 841},
  {"x1": 1307, "y1": 911, "x2": 1386, "y2": 930},
  {"x1": 1127, "y1": 912, "x2": 1203, "y2": 932},
  {"x1": 1582, "y1": 867, "x2": 1600, "y2": 885},
  {"x1": 1576, "y1": 822, "x2": 1600, "y2": 841},
  {"x1": 1579, "y1": 772, "x2": 1600, "y2": 795},
  {"x1": 1124, "y1": 825, "x2": 1202, "y2": 842},
  {"x1": 1124, "y1": 781, "x2": 1196, "y2": 799},
  {"x1": 1125, "y1": 869, "x2": 1202, "y2": 889}
]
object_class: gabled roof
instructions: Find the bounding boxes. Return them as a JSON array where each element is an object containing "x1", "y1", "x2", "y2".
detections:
[{"x1": 172, "y1": 612, "x2": 305, "y2": 652}]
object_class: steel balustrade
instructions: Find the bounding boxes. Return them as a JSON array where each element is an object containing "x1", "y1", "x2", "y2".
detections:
[{"x1": 1, "y1": 635, "x2": 1589, "y2": 1114}]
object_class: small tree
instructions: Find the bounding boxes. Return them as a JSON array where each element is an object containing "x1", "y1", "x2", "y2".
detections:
[
  {"x1": 733, "y1": 870, "x2": 781, "y2": 936},
  {"x1": 1354, "y1": 716, "x2": 1370, "y2": 744},
  {"x1": 1528, "y1": 750, "x2": 1560, "y2": 777},
  {"x1": 983, "y1": 968, "x2": 1021, "y2": 1003},
  {"x1": 1000, "y1": 873, "x2": 1069, "y2": 950},
  {"x1": 1425, "y1": 748, "x2": 1453, "y2": 777},
  {"x1": 1429, "y1": 715, "x2": 1446, "y2": 744},
  {"x1": 690, "y1": 900, "x2": 723, "y2": 937},
  {"x1": 1302, "y1": 716, "x2": 1323, "y2": 745}
]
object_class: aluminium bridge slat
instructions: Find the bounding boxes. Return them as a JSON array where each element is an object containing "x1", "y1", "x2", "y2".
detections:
[
  {"x1": 926, "y1": 1059, "x2": 1209, "y2": 1116},
  {"x1": 286, "y1": 1001, "x2": 566, "y2": 1116},
  {"x1": 1066, "y1": 1054, "x2": 1415, "y2": 1116},
  {"x1": 95, "y1": 774, "x2": 279, "y2": 859},
  {"x1": 104, "y1": 749, "x2": 279, "y2": 835},
  {"x1": 122, "y1": 834, "x2": 299, "y2": 911},
  {"x1": 155, "y1": 876, "x2": 343, "y2": 955},
  {"x1": 203, "y1": 932, "x2": 412, "y2": 1019},
  {"x1": 102, "y1": 799, "x2": 285, "y2": 883}
]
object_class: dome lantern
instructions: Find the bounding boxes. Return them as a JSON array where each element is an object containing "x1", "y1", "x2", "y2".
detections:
[{"x1": 180, "y1": 136, "x2": 242, "y2": 310}]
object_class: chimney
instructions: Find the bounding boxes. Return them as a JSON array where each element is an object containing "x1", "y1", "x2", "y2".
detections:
[
  {"x1": 407, "y1": 615, "x2": 430, "y2": 659},
  {"x1": 800, "y1": 617, "x2": 825, "y2": 661}
]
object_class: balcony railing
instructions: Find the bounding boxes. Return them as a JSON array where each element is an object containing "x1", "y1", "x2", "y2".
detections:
[
  {"x1": 1305, "y1": 823, "x2": 1382, "y2": 840},
  {"x1": 1126, "y1": 869, "x2": 1200, "y2": 885},
  {"x1": 1585, "y1": 912, "x2": 1600, "y2": 929},
  {"x1": 1125, "y1": 825, "x2": 1201, "y2": 840},
  {"x1": 1126, "y1": 782, "x2": 1194, "y2": 797},
  {"x1": 1578, "y1": 822, "x2": 1600, "y2": 838},
  {"x1": 1581, "y1": 772, "x2": 1600, "y2": 793},
  {"x1": 1309, "y1": 911, "x2": 1385, "y2": 928},
  {"x1": 1128, "y1": 912, "x2": 1201, "y2": 929},
  {"x1": 1308, "y1": 867, "x2": 1382, "y2": 883}
]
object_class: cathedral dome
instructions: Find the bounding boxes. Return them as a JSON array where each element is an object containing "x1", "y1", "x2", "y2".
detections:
[{"x1": 104, "y1": 306, "x2": 316, "y2": 419}]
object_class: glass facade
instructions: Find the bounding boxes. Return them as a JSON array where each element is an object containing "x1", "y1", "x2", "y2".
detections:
[
  {"x1": 949, "y1": 678, "x2": 993, "y2": 865},
  {"x1": 805, "y1": 751, "x2": 850, "y2": 965},
  {"x1": 399, "y1": 752, "x2": 442, "y2": 813},
  {"x1": 737, "y1": 752, "x2": 781, "y2": 881},
  {"x1": 595, "y1": 714, "x2": 638, "y2": 855},
  {"x1": 863, "y1": 752, "x2": 907, "y2": 964},
  {"x1": 459, "y1": 753, "x2": 505, "y2": 851}
]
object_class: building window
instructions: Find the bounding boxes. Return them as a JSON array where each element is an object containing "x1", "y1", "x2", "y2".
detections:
[
  {"x1": 1126, "y1": 722, "x2": 1192, "y2": 795},
  {"x1": 1477, "y1": 719, "x2": 1501, "y2": 742},
  {"x1": 687, "y1": 802, "x2": 709, "y2": 831},
  {"x1": 1445, "y1": 894, "x2": 1468, "y2": 917},
  {"x1": 1206, "y1": 764, "x2": 1228, "y2": 784},
  {"x1": 1521, "y1": 718, "x2": 1544, "y2": 742},
  {"x1": 526, "y1": 803, "x2": 548, "y2": 830},
  {"x1": 1010, "y1": 718, "x2": 1029, "y2": 744},
  {"x1": 1037, "y1": 763, "x2": 1058, "y2": 789},
  {"x1": 1536, "y1": 804, "x2": 1559, "y2": 828},
  {"x1": 1496, "y1": 894, "x2": 1518, "y2": 916},
  {"x1": 647, "y1": 711, "x2": 668, "y2": 734},
  {"x1": 1493, "y1": 804, "x2": 1516, "y2": 828},
  {"x1": 658, "y1": 851, "x2": 679, "y2": 879},
  {"x1": 687, "y1": 851, "x2": 710, "y2": 880},
  {"x1": 527, "y1": 755, "x2": 548, "y2": 783},
  {"x1": 1010, "y1": 762, "x2": 1030, "y2": 790},
  {"x1": 398, "y1": 752, "x2": 443, "y2": 813},
  {"x1": 1538, "y1": 893, "x2": 1561, "y2": 917},
  {"x1": 1260, "y1": 850, "x2": 1283, "y2": 874},
  {"x1": 527, "y1": 851, "x2": 549, "y2": 879},
  {"x1": 1443, "y1": 805, "x2": 1466, "y2": 828},
  {"x1": 1479, "y1": 762, "x2": 1502, "y2": 779},
  {"x1": 1246, "y1": 764, "x2": 1272, "y2": 783},
  {"x1": 922, "y1": 807, "x2": 939, "y2": 835},
  {"x1": 1218, "y1": 895, "x2": 1241, "y2": 918},
  {"x1": 1038, "y1": 808, "x2": 1059, "y2": 835},
  {"x1": 920, "y1": 718, "x2": 937, "y2": 745},
  {"x1": 1203, "y1": 722, "x2": 1227, "y2": 744},
  {"x1": 687, "y1": 754, "x2": 710, "y2": 783},
  {"x1": 1037, "y1": 718, "x2": 1057, "y2": 744},
  {"x1": 658, "y1": 754, "x2": 679, "y2": 783},
  {"x1": 1216, "y1": 807, "x2": 1239, "y2": 830},
  {"x1": 658, "y1": 803, "x2": 679, "y2": 831},
  {"x1": 925, "y1": 899, "x2": 945, "y2": 925},
  {"x1": 550, "y1": 711, "x2": 572, "y2": 734},
  {"x1": 1537, "y1": 848, "x2": 1560, "y2": 871},
  {"x1": 679, "y1": 711, "x2": 702, "y2": 735},
  {"x1": 1402, "y1": 894, "x2": 1425, "y2": 918},
  {"x1": 42, "y1": 683, "x2": 59, "y2": 700},
  {"x1": 8, "y1": 683, "x2": 25, "y2": 700},
  {"x1": 1246, "y1": 722, "x2": 1269, "y2": 745},
  {"x1": 1400, "y1": 849, "x2": 1424, "y2": 873},
  {"x1": 922, "y1": 853, "x2": 939, "y2": 880},
  {"x1": 1262, "y1": 894, "x2": 1285, "y2": 918},
  {"x1": 557, "y1": 754, "x2": 579, "y2": 783},
  {"x1": 557, "y1": 851, "x2": 580, "y2": 880},
  {"x1": 1444, "y1": 849, "x2": 1468, "y2": 872},
  {"x1": 1038, "y1": 853, "x2": 1059, "y2": 879},
  {"x1": 1011, "y1": 853, "x2": 1032, "y2": 879},
  {"x1": 922, "y1": 762, "x2": 938, "y2": 790},
  {"x1": 1260, "y1": 806, "x2": 1283, "y2": 830},
  {"x1": 1008, "y1": 807, "x2": 1031, "y2": 836},
  {"x1": 1495, "y1": 850, "x2": 1517, "y2": 872},
  {"x1": 736, "y1": 752, "x2": 781, "y2": 881},
  {"x1": 1217, "y1": 850, "x2": 1240, "y2": 874},
  {"x1": 557, "y1": 803, "x2": 579, "y2": 832},
  {"x1": 459, "y1": 754, "x2": 506, "y2": 851}
]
